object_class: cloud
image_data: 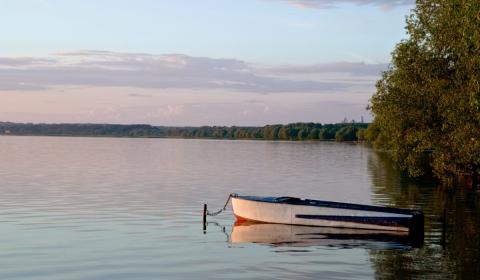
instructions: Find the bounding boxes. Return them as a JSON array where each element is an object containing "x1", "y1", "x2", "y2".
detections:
[
  {"x1": 0, "y1": 50, "x2": 386, "y2": 93},
  {"x1": 0, "y1": 57, "x2": 55, "y2": 67},
  {"x1": 128, "y1": 93, "x2": 152, "y2": 98},
  {"x1": 281, "y1": 0, "x2": 413, "y2": 9},
  {"x1": 264, "y1": 61, "x2": 388, "y2": 76}
]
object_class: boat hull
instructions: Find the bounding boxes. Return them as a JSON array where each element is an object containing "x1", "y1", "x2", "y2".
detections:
[{"x1": 231, "y1": 195, "x2": 423, "y2": 233}]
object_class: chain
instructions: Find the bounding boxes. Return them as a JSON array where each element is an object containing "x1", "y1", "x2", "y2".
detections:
[{"x1": 206, "y1": 193, "x2": 237, "y2": 216}]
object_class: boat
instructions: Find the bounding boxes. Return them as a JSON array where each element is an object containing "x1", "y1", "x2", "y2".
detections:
[
  {"x1": 230, "y1": 220, "x2": 421, "y2": 248},
  {"x1": 231, "y1": 195, "x2": 424, "y2": 236}
]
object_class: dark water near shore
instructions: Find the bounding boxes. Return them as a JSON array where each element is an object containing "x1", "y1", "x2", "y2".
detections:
[{"x1": 0, "y1": 136, "x2": 478, "y2": 279}]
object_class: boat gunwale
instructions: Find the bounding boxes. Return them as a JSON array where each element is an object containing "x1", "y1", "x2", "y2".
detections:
[{"x1": 234, "y1": 195, "x2": 420, "y2": 216}]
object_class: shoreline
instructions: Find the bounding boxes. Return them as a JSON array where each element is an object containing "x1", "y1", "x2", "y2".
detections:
[
  {"x1": 0, "y1": 121, "x2": 369, "y2": 143},
  {"x1": 0, "y1": 133, "x2": 367, "y2": 143}
]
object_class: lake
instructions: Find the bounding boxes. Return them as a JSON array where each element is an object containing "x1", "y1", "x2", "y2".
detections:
[{"x1": 0, "y1": 136, "x2": 478, "y2": 279}]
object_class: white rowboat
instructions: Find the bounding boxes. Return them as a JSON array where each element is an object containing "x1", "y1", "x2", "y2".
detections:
[{"x1": 231, "y1": 195, "x2": 424, "y2": 235}]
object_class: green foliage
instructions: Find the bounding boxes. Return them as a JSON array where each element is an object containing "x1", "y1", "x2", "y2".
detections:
[
  {"x1": 369, "y1": 0, "x2": 480, "y2": 184},
  {"x1": 335, "y1": 126, "x2": 356, "y2": 142},
  {"x1": 356, "y1": 128, "x2": 367, "y2": 141},
  {"x1": 0, "y1": 122, "x2": 368, "y2": 142}
]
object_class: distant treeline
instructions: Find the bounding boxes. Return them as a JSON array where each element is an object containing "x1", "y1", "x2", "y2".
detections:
[{"x1": 0, "y1": 122, "x2": 369, "y2": 141}]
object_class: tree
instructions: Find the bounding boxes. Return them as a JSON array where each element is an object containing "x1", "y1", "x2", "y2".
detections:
[
  {"x1": 356, "y1": 128, "x2": 367, "y2": 141},
  {"x1": 369, "y1": 0, "x2": 480, "y2": 185},
  {"x1": 335, "y1": 126, "x2": 356, "y2": 142},
  {"x1": 309, "y1": 128, "x2": 320, "y2": 140},
  {"x1": 297, "y1": 129, "x2": 308, "y2": 140}
]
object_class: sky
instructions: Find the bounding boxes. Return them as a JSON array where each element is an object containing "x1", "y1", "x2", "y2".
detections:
[{"x1": 0, "y1": 0, "x2": 414, "y2": 126}]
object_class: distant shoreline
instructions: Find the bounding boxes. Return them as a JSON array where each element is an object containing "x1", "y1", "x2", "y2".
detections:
[
  {"x1": 0, "y1": 121, "x2": 369, "y2": 142},
  {"x1": 0, "y1": 133, "x2": 343, "y2": 142}
]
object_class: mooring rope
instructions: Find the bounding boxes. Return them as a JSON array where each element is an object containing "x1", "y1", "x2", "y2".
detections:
[{"x1": 206, "y1": 193, "x2": 237, "y2": 216}]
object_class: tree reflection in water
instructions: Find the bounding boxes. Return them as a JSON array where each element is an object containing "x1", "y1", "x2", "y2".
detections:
[{"x1": 368, "y1": 151, "x2": 480, "y2": 279}]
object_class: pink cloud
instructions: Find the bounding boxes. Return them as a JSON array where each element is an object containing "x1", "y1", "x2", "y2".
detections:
[{"x1": 0, "y1": 50, "x2": 386, "y2": 93}]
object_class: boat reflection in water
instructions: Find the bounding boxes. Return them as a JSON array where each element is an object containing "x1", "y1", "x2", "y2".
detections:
[{"x1": 230, "y1": 220, "x2": 423, "y2": 249}]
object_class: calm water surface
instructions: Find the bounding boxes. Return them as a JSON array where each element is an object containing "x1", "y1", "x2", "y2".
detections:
[{"x1": 0, "y1": 136, "x2": 478, "y2": 279}]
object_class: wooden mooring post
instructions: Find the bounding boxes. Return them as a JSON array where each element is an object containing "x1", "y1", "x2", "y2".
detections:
[{"x1": 203, "y1": 204, "x2": 207, "y2": 232}]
